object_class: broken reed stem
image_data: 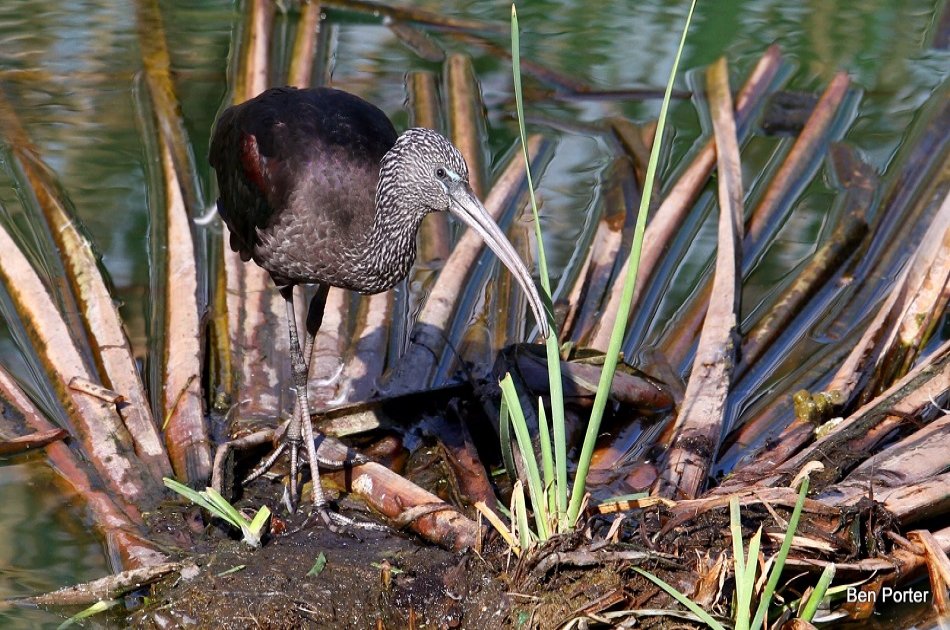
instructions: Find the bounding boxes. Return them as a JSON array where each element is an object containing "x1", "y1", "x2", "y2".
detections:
[
  {"x1": 322, "y1": 0, "x2": 503, "y2": 34},
  {"x1": 824, "y1": 414, "x2": 950, "y2": 515},
  {"x1": 734, "y1": 142, "x2": 876, "y2": 379},
  {"x1": 865, "y1": 192, "x2": 950, "y2": 398},
  {"x1": 0, "y1": 365, "x2": 166, "y2": 569},
  {"x1": 156, "y1": 133, "x2": 210, "y2": 484},
  {"x1": 653, "y1": 57, "x2": 743, "y2": 500},
  {"x1": 0, "y1": 428, "x2": 68, "y2": 456},
  {"x1": 386, "y1": 18, "x2": 446, "y2": 63},
  {"x1": 338, "y1": 291, "x2": 389, "y2": 403},
  {"x1": 769, "y1": 339, "x2": 950, "y2": 490},
  {"x1": 0, "y1": 218, "x2": 160, "y2": 511},
  {"x1": 561, "y1": 158, "x2": 636, "y2": 342},
  {"x1": 0, "y1": 88, "x2": 172, "y2": 485},
  {"x1": 446, "y1": 53, "x2": 488, "y2": 198},
  {"x1": 738, "y1": 211, "x2": 869, "y2": 374},
  {"x1": 657, "y1": 70, "x2": 851, "y2": 368},
  {"x1": 19, "y1": 562, "x2": 183, "y2": 607},
  {"x1": 589, "y1": 44, "x2": 784, "y2": 352},
  {"x1": 744, "y1": 72, "x2": 851, "y2": 253},
  {"x1": 287, "y1": 0, "x2": 320, "y2": 88},
  {"x1": 135, "y1": 0, "x2": 202, "y2": 214},
  {"x1": 136, "y1": 2, "x2": 211, "y2": 484},
  {"x1": 723, "y1": 95, "x2": 949, "y2": 477}
]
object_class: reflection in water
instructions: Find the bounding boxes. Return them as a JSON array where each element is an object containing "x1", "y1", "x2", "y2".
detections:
[{"x1": 0, "y1": 459, "x2": 106, "y2": 629}]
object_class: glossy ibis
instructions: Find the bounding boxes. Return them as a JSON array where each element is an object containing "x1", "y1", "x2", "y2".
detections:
[{"x1": 209, "y1": 86, "x2": 549, "y2": 524}]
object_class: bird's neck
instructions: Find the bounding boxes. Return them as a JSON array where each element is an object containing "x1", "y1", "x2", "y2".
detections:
[{"x1": 351, "y1": 198, "x2": 424, "y2": 294}]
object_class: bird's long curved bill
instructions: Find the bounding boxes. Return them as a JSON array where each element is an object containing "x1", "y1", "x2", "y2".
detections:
[{"x1": 449, "y1": 187, "x2": 551, "y2": 338}]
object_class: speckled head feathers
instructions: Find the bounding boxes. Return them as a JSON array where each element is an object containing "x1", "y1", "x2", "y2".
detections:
[{"x1": 376, "y1": 128, "x2": 470, "y2": 217}]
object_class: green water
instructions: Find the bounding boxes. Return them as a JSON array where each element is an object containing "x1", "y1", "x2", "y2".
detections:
[{"x1": 0, "y1": 1, "x2": 946, "y2": 627}]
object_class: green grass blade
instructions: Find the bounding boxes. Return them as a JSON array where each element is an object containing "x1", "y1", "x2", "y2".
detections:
[
  {"x1": 500, "y1": 373, "x2": 549, "y2": 539},
  {"x1": 511, "y1": 3, "x2": 568, "y2": 524},
  {"x1": 800, "y1": 563, "x2": 835, "y2": 622},
  {"x1": 750, "y1": 476, "x2": 811, "y2": 630},
  {"x1": 737, "y1": 528, "x2": 763, "y2": 630},
  {"x1": 512, "y1": 481, "x2": 532, "y2": 551},
  {"x1": 307, "y1": 552, "x2": 328, "y2": 577},
  {"x1": 498, "y1": 394, "x2": 518, "y2": 485},
  {"x1": 536, "y1": 396, "x2": 555, "y2": 514},
  {"x1": 204, "y1": 486, "x2": 250, "y2": 529},
  {"x1": 248, "y1": 504, "x2": 271, "y2": 537},
  {"x1": 567, "y1": 0, "x2": 698, "y2": 524},
  {"x1": 57, "y1": 600, "x2": 118, "y2": 630},
  {"x1": 731, "y1": 496, "x2": 752, "y2": 630},
  {"x1": 730, "y1": 496, "x2": 747, "y2": 594},
  {"x1": 164, "y1": 477, "x2": 226, "y2": 521},
  {"x1": 633, "y1": 568, "x2": 727, "y2": 630}
]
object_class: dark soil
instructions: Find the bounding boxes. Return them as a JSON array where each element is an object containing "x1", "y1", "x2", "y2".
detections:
[{"x1": 132, "y1": 493, "x2": 509, "y2": 629}]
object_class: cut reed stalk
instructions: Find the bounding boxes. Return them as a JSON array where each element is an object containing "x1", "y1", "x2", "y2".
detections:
[
  {"x1": 653, "y1": 57, "x2": 744, "y2": 500},
  {"x1": 589, "y1": 45, "x2": 784, "y2": 352}
]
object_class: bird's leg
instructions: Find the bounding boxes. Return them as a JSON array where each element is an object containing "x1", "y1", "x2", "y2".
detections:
[
  {"x1": 300, "y1": 286, "x2": 365, "y2": 471},
  {"x1": 297, "y1": 287, "x2": 378, "y2": 530},
  {"x1": 279, "y1": 284, "x2": 321, "y2": 513}
]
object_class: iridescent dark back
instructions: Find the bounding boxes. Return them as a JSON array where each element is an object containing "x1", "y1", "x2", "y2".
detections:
[{"x1": 209, "y1": 86, "x2": 398, "y2": 287}]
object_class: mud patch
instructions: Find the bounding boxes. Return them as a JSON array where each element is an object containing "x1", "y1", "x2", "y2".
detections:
[{"x1": 133, "y1": 497, "x2": 508, "y2": 628}]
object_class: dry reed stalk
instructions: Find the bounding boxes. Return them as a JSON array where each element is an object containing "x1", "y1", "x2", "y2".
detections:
[
  {"x1": 387, "y1": 18, "x2": 446, "y2": 62},
  {"x1": 0, "y1": 365, "x2": 166, "y2": 569},
  {"x1": 590, "y1": 45, "x2": 784, "y2": 351},
  {"x1": 0, "y1": 220, "x2": 159, "y2": 511},
  {"x1": 0, "y1": 428, "x2": 68, "y2": 456},
  {"x1": 657, "y1": 71, "x2": 851, "y2": 366},
  {"x1": 156, "y1": 133, "x2": 210, "y2": 484},
  {"x1": 18, "y1": 562, "x2": 183, "y2": 607},
  {"x1": 723, "y1": 96, "x2": 948, "y2": 478},
  {"x1": 653, "y1": 58, "x2": 743, "y2": 500},
  {"x1": 0, "y1": 90, "x2": 171, "y2": 484},
  {"x1": 822, "y1": 412, "x2": 950, "y2": 518},
  {"x1": 561, "y1": 159, "x2": 635, "y2": 343},
  {"x1": 767, "y1": 338, "x2": 949, "y2": 490},
  {"x1": 446, "y1": 53, "x2": 488, "y2": 198},
  {"x1": 287, "y1": 0, "x2": 320, "y2": 88},
  {"x1": 137, "y1": 3, "x2": 211, "y2": 483},
  {"x1": 135, "y1": 0, "x2": 202, "y2": 213},
  {"x1": 323, "y1": 0, "x2": 502, "y2": 34}
]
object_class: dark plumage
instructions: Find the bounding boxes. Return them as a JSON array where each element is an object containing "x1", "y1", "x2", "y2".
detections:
[{"x1": 209, "y1": 86, "x2": 548, "y2": 520}]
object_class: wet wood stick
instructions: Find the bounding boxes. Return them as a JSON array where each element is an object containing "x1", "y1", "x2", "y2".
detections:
[
  {"x1": 653, "y1": 58, "x2": 743, "y2": 500},
  {"x1": 590, "y1": 45, "x2": 784, "y2": 352}
]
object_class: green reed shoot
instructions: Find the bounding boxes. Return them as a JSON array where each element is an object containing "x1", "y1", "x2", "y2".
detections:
[{"x1": 495, "y1": 0, "x2": 696, "y2": 543}]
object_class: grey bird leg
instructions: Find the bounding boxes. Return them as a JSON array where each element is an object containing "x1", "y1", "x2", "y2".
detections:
[
  {"x1": 282, "y1": 284, "x2": 328, "y2": 516},
  {"x1": 243, "y1": 284, "x2": 378, "y2": 529}
]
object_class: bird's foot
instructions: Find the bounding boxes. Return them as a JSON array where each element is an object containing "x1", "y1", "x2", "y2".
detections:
[
  {"x1": 294, "y1": 502, "x2": 388, "y2": 535},
  {"x1": 240, "y1": 430, "x2": 369, "y2": 517}
]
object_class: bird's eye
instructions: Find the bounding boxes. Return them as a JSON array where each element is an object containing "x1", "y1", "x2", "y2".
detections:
[{"x1": 435, "y1": 167, "x2": 447, "y2": 179}]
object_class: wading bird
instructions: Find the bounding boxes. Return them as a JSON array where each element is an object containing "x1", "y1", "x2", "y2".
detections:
[{"x1": 209, "y1": 86, "x2": 549, "y2": 525}]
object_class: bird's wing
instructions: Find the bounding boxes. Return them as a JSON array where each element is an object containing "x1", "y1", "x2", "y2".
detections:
[{"x1": 209, "y1": 96, "x2": 298, "y2": 261}]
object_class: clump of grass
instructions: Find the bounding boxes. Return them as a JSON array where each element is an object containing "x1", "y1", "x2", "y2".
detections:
[
  {"x1": 485, "y1": 0, "x2": 696, "y2": 550},
  {"x1": 634, "y1": 478, "x2": 833, "y2": 629},
  {"x1": 163, "y1": 477, "x2": 271, "y2": 548}
]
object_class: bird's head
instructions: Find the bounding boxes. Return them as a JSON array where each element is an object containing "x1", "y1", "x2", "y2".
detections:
[
  {"x1": 379, "y1": 128, "x2": 469, "y2": 215},
  {"x1": 378, "y1": 127, "x2": 551, "y2": 338}
]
